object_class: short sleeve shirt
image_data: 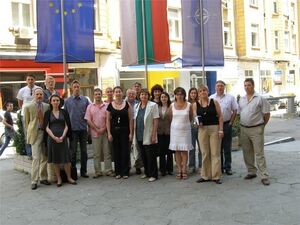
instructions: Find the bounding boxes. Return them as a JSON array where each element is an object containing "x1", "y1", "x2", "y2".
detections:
[
  {"x1": 238, "y1": 93, "x2": 270, "y2": 126},
  {"x1": 211, "y1": 93, "x2": 238, "y2": 122},
  {"x1": 16, "y1": 85, "x2": 38, "y2": 115},
  {"x1": 84, "y1": 102, "x2": 108, "y2": 138}
]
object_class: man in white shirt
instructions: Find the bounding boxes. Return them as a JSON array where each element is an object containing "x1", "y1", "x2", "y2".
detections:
[
  {"x1": 238, "y1": 78, "x2": 271, "y2": 186},
  {"x1": 16, "y1": 74, "x2": 38, "y2": 157},
  {"x1": 211, "y1": 80, "x2": 238, "y2": 175}
]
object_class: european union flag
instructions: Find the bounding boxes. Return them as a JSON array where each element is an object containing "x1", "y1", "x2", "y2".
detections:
[{"x1": 35, "y1": 0, "x2": 95, "y2": 63}]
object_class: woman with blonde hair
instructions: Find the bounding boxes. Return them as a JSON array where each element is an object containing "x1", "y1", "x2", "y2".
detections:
[{"x1": 193, "y1": 84, "x2": 224, "y2": 184}]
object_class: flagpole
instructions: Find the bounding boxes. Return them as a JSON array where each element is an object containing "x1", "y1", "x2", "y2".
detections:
[
  {"x1": 199, "y1": 0, "x2": 206, "y2": 85},
  {"x1": 141, "y1": 0, "x2": 149, "y2": 88},
  {"x1": 60, "y1": 0, "x2": 68, "y2": 96}
]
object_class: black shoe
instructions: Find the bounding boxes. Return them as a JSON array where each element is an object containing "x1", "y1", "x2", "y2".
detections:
[
  {"x1": 167, "y1": 171, "x2": 173, "y2": 175},
  {"x1": 261, "y1": 178, "x2": 270, "y2": 186},
  {"x1": 31, "y1": 183, "x2": 37, "y2": 190},
  {"x1": 244, "y1": 174, "x2": 257, "y2": 180},
  {"x1": 40, "y1": 180, "x2": 51, "y2": 185},
  {"x1": 196, "y1": 178, "x2": 208, "y2": 183},
  {"x1": 136, "y1": 168, "x2": 142, "y2": 175},
  {"x1": 57, "y1": 183, "x2": 62, "y2": 187},
  {"x1": 225, "y1": 170, "x2": 233, "y2": 175},
  {"x1": 214, "y1": 179, "x2": 222, "y2": 184},
  {"x1": 161, "y1": 172, "x2": 166, "y2": 176},
  {"x1": 81, "y1": 174, "x2": 89, "y2": 178}
]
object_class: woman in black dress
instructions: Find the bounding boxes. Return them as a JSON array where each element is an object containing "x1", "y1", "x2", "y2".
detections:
[
  {"x1": 44, "y1": 94, "x2": 76, "y2": 187},
  {"x1": 106, "y1": 86, "x2": 133, "y2": 179}
]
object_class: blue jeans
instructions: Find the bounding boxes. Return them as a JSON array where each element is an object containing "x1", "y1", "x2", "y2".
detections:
[
  {"x1": 189, "y1": 127, "x2": 202, "y2": 169},
  {"x1": 221, "y1": 123, "x2": 232, "y2": 171},
  {"x1": 0, "y1": 135, "x2": 12, "y2": 156}
]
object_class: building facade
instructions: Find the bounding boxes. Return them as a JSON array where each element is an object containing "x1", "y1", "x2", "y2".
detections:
[
  {"x1": 0, "y1": 0, "x2": 121, "y2": 106},
  {"x1": 0, "y1": 0, "x2": 299, "y2": 107}
]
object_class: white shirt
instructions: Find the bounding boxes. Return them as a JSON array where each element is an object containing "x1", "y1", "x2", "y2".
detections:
[
  {"x1": 211, "y1": 93, "x2": 238, "y2": 122},
  {"x1": 238, "y1": 93, "x2": 270, "y2": 127},
  {"x1": 16, "y1": 85, "x2": 38, "y2": 115}
]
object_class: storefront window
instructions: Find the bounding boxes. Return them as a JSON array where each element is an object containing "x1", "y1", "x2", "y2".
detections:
[
  {"x1": 260, "y1": 70, "x2": 272, "y2": 93},
  {"x1": 69, "y1": 68, "x2": 98, "y2": 101},
  {"x1": 0, "y1": 72, "x2": 45, "y2": 110},
  {"x1": 190, "y1": 71, "x2": 204, "y2": 88}
]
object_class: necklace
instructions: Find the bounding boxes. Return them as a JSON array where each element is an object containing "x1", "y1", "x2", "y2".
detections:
[
  {"x1": 114, "y1": 100, "x2": 123, "y2": 105},
  {"x1": 200, "y1": 99, "x2": 209, "y2": 115}
]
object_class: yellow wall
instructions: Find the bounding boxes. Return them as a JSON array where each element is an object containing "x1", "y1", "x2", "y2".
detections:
[
  {"x1": 234, "y1": 0, "x2": 246, "y2": 56},
  {"x1": 148, "y1": 71, "x2": 180, "y2": 90}
]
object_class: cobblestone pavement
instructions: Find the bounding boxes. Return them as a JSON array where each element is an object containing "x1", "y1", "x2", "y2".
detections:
[{"x1": 0, "y1": 116, "x2": 300, "y2": 225}]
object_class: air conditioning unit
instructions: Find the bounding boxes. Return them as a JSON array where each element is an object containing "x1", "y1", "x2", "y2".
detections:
[{"x1": 17, "y1": 27, "x2": 34, "y2": 39}]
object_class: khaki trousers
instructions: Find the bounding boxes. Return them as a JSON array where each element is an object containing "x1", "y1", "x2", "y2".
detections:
[
  {"x1": 240, "y1": 125, "x2": 269, "y2": 179},
  {"x1": 199, "y1": 125, "x2": 221, "y2": 180},
  {"x1": 92, "y1": 133, "x2": 112, "y2": 175},
  {"x1": 31, "y1": 130, "x2": 48, "y2": 184}
]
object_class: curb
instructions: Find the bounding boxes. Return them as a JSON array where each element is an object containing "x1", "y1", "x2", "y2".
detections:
[{"x1": 264, "y1": 137, "x2": 295, "y2": 146}]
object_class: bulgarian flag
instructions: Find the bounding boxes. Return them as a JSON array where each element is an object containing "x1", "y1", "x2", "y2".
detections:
[{"x1": 120, "y1": 0, "x2": 171, "y2": 66}]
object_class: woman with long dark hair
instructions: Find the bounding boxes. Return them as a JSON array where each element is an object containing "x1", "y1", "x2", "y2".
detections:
[
  {"x1": 107, "y1": 86, "x2": 133, "y2": 179},
  {"x1": 157, "y1": 92, "x2": 173, "y2": 176},
  {"x1": 150, "y1": 84, "x2": 164, "y2": 104},
  {"x1": 44, "y1": 94, "x2": 76, "y2": 187},
  {"x1": 188, "y1": 88, "x2": 201, "y2": 173}
]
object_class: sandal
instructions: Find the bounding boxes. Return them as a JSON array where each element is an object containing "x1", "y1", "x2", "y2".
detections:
[
  {"x1": 182, "y1": 172, "x2": 188, "y2": 180},
  {"x1": 176, "y1": 172, "x2": 182, "y2": 180}
]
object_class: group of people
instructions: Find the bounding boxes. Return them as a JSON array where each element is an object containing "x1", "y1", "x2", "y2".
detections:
[{"x1": 1, "y1": 74, "x2": 271, "y2": 190}]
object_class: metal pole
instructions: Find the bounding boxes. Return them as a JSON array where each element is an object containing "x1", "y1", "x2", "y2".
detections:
[
  {"x1": 60, "y1": 0, "x2": 68, "y2": 96},
  {"x1": 199, "y1": 0, "x2": 206, "y2": 85},
  {"x1": 141, "y1": 0, "x2": 148, "y2": 88}
]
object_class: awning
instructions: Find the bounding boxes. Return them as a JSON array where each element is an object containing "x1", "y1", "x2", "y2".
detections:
[{"x1": 119, "y1": 57, "x2": 223, "y2": 72}]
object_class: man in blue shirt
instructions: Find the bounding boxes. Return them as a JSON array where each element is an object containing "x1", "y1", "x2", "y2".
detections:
[{"x1": 64, "y1": 80, "x2": 90, "y2": 178}]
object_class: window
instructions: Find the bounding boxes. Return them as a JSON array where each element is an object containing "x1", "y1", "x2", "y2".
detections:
[
  {"x1": 223, "y1": 21, "x2": 232, "y2": 47},
  {"x1": 168, "y1": 8, "x2": 181, "y2": 39},
  {"x1": 287, "y1": 70, "x2": 295, "y2": 85},
  {"x1": 291, "y1": 34, "x2": 296, "y2": 54},
  {"x1": 260, "y1": 70, "x2": 272, "y2": 93},
  {"x1": 163, "y1": 78, "x2": 175, "y2": 95},
  {"x1": 190, "y1": 72, "x2": 204, "y2": 88},
  {"x1": 94, "y1": 1, "x2": 100, "y2": 31},
  {"x1": 11, "y1": 1, "x2": 31, "y2": 27},
  {"x1": 251, "y1": 24, "x2": 259, "y2": 48},
  {"x1": 283, "y1": 0, "x2": 289, "y2": 16},
  {"x1": 249, "y1": 0, "x2": 258, "y2": 7},
  {"x1": 273, "y1": 0, "x2": 278, "y2": 14},
  {"x1": 264, "y1": 29, "x2": 267, "y2": 52},
  {"x1": 291, "y1": 3, "x2": 295, "y2": 21},
  {"x1": 284, "y1": 31, "x2": 290, "y2": 53},
  {"x1": 274, "y1": 31, "x2": 279, "y2": 50},
  {"x1": 245, "y1": 70, "x2": 253, "y2": 77}
]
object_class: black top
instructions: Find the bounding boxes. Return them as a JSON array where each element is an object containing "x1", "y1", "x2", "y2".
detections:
[
  {"x1": 4, "y1": 111, "x2": 13, "y2": 127},
  {"x1": 4, "y1": 111, "x2": 14, "y2": 137},
  {"x1": 43, "y1": 109, "x2": 73, "y2": 146},
  {"x1": 107, "y1": 102, "x2": 129, "y2": 129},
  {"x1": 196, "y1": 99, "x2": 219, "y2": 126}
]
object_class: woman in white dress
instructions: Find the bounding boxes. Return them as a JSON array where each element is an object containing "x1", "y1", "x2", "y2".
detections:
[{"x1": 169, "y1": 87, "x2": 193, "y2": 179}]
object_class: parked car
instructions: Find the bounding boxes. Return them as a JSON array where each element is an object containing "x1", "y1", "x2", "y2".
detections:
[{"x1": 261, "y1": 94, "x2": 281, "y2": 111}]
